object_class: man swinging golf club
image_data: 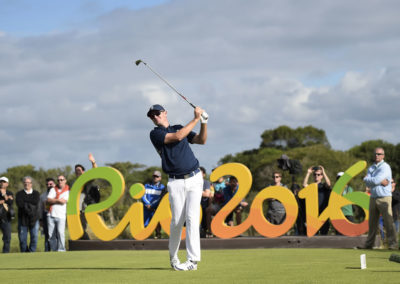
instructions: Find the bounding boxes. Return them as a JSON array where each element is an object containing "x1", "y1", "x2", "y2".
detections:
[{"x1": 147, "y1": 104, "x2": 208, "y2": 271}]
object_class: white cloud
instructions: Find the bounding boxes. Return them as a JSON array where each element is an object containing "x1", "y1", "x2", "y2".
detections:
[
  {"x1": 1, "y1": 0, "x2": 400, "y2": 174},
  {"x1": 341, "y1": 72, "x2": 369, "y2": 93}
]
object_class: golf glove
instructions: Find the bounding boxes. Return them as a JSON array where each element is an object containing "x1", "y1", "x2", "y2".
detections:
[{"x1": 200, "y1": 111, "x2": 209, "y2": 124}]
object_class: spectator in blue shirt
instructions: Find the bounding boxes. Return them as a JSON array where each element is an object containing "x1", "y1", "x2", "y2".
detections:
[
  {"x1": 361, "y1": 147, "x2": 397, "y2": 249},
  {"x1": 223, "y1": 176, "x2": 248, "y2": 226},
  {"x1": 205, "y1": 175, "x2": 226, "y2": 238},
  {"x1": 142, "y1": 170, "x2": 166, "y2": 238}
]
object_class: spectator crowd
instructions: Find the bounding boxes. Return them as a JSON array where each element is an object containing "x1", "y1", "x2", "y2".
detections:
[
  {"x1": 0, "y1": 153, "x2": 98, "y2": 253},
  {"x1": 1, "y1": 147, "x2": 399, "y2": 252}
]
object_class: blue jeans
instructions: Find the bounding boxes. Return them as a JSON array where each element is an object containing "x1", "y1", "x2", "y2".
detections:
[
  {"x1": 144, "y1": 207, "x2": 155, "y2": 227},
  {"x1": 42, "y1": 212, "x2": 51, "y2": 252},
  {"x1": 1, "y1": 221, "x2": 12, "y2": 253},
  {"x1": 18, "y1": 220, "x2": 39, "y2": 252},
  {"x1": 47, "y1": 216, "x2": 66, "y2": 251}
]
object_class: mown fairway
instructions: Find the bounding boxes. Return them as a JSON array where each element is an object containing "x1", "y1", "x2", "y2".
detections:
[{"x1": 0, "y1": 248, "x2": 399, "y2": 283}]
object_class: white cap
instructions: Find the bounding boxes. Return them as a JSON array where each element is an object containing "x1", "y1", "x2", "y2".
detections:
[
  {"x1": 337, "y1": 172, "x2": 345, "y2": 178},
  {"x1": 0, "y1": 176, "x2": 9, "y2": 183}
]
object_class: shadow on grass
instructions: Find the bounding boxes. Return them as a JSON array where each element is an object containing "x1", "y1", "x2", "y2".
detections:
[
  {"x1": 345, "y1": 267, "x2": 400, "y2": 272},
  {"x1": 0, "y1": 267, "x2": 170, "y2": 271},
  {"x1": 370, "y1": 271, "x2": 400, "y2": 273}
]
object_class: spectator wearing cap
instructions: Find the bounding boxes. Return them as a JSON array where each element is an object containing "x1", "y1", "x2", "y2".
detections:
[
  {"x1": 336, "y1": 172, "x2": 355, "y2": 223},
  {"x1": 205, "y1": 175, "x2": 227, "y2": 238},
  {"x1": 0, "y1": 176, "x2": 14, "y2": 253},
  {"x1": 147, "y1": 103, "x2": 207, "y2": 271},
  {"x1": 142, "y1": 170, "x2": 166, "y2": 238},
  {"x1": 222, "y1": 176, "x2": 248, "y2": 227}
]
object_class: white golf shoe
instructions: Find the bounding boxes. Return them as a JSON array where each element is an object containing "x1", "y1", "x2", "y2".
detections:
[
  {"x1": 170, "y1": 257, "x2": 183, "y2": 271},
  {"x1": 176, "y1": 260, "x2": 197, "y2": 271}
]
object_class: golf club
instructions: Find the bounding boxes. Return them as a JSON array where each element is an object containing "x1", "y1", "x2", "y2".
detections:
[{"x1": 135, "y1": 59, "x2": 208, "y2": 120}]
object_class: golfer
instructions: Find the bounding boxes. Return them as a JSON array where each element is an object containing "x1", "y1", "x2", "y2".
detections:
[{"x1": 147, "y1": 104, "x2": 208, "y2": 271}]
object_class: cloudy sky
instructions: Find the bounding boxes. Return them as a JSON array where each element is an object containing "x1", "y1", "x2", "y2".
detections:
[{"x1": 1, "y1": 0, "x2": 400, "y2": 174}]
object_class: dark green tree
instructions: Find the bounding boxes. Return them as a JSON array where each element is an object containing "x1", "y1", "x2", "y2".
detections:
[{"x1": 260, "y1": 125, "x2": 331, "y2": 149}]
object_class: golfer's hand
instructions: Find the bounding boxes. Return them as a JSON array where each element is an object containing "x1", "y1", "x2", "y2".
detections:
[
  {"x1": 194, "y1": 107, "x2": 203, "y2": 120},
  {"x1": 200, "y1": 110, "x2": 209, "y2": 124}
]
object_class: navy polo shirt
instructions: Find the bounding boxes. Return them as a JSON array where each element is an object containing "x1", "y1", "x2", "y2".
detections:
[{"x1": 150, "y1": 124, "x2": 199, "y2": 175}]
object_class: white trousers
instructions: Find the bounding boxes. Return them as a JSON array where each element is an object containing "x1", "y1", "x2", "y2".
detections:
[{"x1": 168, "y1": 171, "x2": 203, "y2": 262}]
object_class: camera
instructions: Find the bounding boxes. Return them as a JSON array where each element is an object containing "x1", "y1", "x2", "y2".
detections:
[{"x1": 277, "y1": 154, "x2": 303, "y2": 175}]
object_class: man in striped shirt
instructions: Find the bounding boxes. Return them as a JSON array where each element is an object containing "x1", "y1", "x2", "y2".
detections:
[{"x1": 142, "y1": 170, "x2": 166, "y2": 238}]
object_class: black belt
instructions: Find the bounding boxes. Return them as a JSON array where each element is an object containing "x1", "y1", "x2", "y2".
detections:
[{"x1": 169, "y1": 168, "x2": 200, "y2": 179}]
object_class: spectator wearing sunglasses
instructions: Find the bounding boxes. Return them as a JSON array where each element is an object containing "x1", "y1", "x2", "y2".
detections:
[
  {"x1": 46, "y1": 175, "x2": 69, "y2": 251},
  {"x1": 266, "y1": 172, "x2": 287, "y2": 225},
  {"x1": 303, "y1": 165, "x2": 331, "y2": 235},
  {"x1": 142, "y1": 170, "x2": 166, "y2": 239},
  {"x1": 360, "y1": 148, "x2": 397, "y2": 250}
]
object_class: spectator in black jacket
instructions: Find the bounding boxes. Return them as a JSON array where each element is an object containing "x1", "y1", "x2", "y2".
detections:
[
  {"x1": 16, "y1": 176, "x2": 40, "y2": 252},
  {"x1": 0, "y1": 176, "x2": 14, "y2": 253}
]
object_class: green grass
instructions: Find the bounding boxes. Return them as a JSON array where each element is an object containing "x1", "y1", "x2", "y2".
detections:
[
  {"x1": 7, "y1": 231, "x2": 70, "y2": 253},
  {"x1": 0, "y1": 248, "x2": 399, "y2": 283}
]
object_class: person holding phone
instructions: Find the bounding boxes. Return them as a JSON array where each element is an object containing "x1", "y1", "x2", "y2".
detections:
[{"x1": 303, "y1": 165, "x2": 331, "y2": 235}]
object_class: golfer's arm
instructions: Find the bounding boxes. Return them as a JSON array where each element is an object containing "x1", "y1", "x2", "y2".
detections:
[
  {"x1": 192, "y1": 123, "x2": 207, "y2": 144},
  {"x1": 164, "y1": 118, "x2": 200, "y2": 144}
]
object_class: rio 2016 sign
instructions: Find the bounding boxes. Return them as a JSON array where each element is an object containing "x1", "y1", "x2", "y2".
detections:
[{"x1": 67, "y1": 161, "x2": 369, "y2": 241}]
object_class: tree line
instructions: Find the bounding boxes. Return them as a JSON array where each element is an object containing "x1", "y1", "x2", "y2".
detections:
[{"x1": 2, "y1": 125, "x2": 399, "y2": 229}]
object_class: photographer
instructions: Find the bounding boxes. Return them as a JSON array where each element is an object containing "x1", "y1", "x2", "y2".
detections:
[
  {"x1": 276, "y1": 155, "x2": 305, "y2": 235},
  {"x1": 303, "y1": 165, "x2": 332, "y2": 235},
  {"x1": 0, "y1": 177, "x2": 14, "y2": 253}
]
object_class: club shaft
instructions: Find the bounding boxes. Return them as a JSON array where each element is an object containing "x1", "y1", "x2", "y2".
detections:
[{"x1": 141, "y1": 61, "x2": 196, "y2": 109}]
